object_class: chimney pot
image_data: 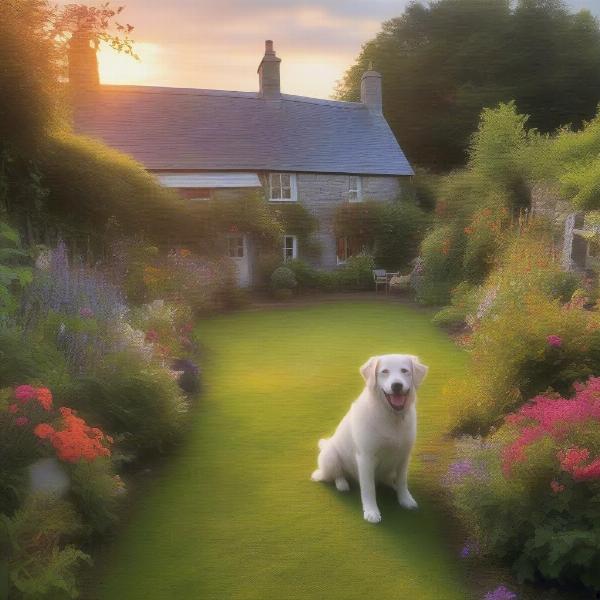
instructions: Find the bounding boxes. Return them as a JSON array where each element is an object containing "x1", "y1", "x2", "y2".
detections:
[{"x1": 258, "y1": 39, "x2": 281, "y2": 99}]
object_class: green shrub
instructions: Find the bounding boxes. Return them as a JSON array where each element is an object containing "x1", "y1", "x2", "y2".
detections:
[
  {"x1": 373, "y1": 201, "x2": 431, "y2": 271},
  {"x1": 452, "y1": 291, "x2": 600, "y2": 434},
  {"x1": 430, "y1": 306, "x2": 465, "y2": 330},
  {"x1": 432, "y1": 282, "x2": 479, "y2": 330},
  {"x1": 0, "y1": 329, "x2": 69, "y2": 392},
  {"x1": 68, "y1": 460, "x2": 121, "y2": 537},
  {"x1": 334, "y1": 253, "x2": 375, "y2": 291},
  {"x1": 66, "y1": 353, "x2": 187, "y2": 459},
  {"x1": 270, "y1": 266, "x2": 297, "y2": 291},
  {"x1": 284, "y1": 259, "x2": 321, "y2": 290},
  {"x1": 2, "y1": 495, "x2": 90, "y2": 600},
  {"x1": 418, "y1": 225, "x2": 465, "y2": 305},
  {"x1": 0, "y1": 220, "x2": 33, "y2": 324}
]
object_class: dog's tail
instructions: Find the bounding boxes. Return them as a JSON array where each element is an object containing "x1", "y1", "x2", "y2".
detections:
[{"x1": 318, "y1": 438, "x2": 329, "y2": 451}]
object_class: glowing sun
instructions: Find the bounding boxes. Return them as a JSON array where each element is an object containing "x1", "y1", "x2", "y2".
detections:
[{"x1": 97, "y1": 41, "x2": 163, "y2": 85}]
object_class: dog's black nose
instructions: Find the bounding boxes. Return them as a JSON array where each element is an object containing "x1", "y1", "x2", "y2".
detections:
[{"x1": 391, "y1": 382, "x2": 404, "y2": 394}]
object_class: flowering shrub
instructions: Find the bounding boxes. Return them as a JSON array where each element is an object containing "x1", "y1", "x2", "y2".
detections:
[
  {"x1": 0, "y1": 384, "x2": 115, "y2": 514},
  {"x1": 22, "y1": 241, "x2": 127, "y2": 373},
  {"x1": 141, "y1": 249, "x2": 240, "y2": 315},
  {"x1": 128, "y1": 299, "x2": 196, "y2": 360},
  {"x1": 35, "y1": 406, "x2": 112, "y2": 463},
  {"x1": 446, "y1": 378, "x2": 600, "y2": 591}
]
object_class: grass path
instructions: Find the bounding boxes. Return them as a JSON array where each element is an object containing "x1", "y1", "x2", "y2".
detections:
[{"x1": 90, "y1": 301, "x2": 471, "y2": 599}]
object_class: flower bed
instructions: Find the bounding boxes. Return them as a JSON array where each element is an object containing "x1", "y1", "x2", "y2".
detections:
[{"x1": 445, "y1": 378, "x2": 600, "y2": 592}]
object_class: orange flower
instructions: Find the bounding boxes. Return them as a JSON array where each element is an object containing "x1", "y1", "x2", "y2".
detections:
[
  {"x1": 34, "y1": 423, "x2": 55, "y2": 440},
  {"x1": 36, "y1": 387, "x2": 53, "y2": 411}
]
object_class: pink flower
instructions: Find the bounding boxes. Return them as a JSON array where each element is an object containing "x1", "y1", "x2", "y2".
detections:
[
  {"x1": 547, "y1": 334, "x2": 562, "y2": 348},
  {"x1": 8, "y1": 404, "x2": 18, "y2": 414},
  {"x1": 145, "y1": 329, "x2": 159, "y2": 343},
  {"x1": 572, "y1": 458, "x2": 600, "y2": 481},
  {"x1": 79, "y1": 307, "x2": 94, "y2": 318},
  {"x1": 558, "y1": 447, "x2": 590, "y2": 474},
  {"x1": 14, "y1": 416, "x2": 29, "y2": 427},
  {"x1": 550, "y1": 480, "x2": 565, "y2": 493},
  {"x1": 14, "y1": 385, "x2": 37, "y2": 403},
  {"x1": 502, "y1": 377, "x2": 600, "y2": 477}
]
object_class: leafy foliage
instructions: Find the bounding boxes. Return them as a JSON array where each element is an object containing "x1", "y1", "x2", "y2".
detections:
[
  {"x1": 336, "y1": 0, "x2": 600, "y2": 171},
  {"x1": 2, "y1": 495, "x2": 90, "y2": 599}
]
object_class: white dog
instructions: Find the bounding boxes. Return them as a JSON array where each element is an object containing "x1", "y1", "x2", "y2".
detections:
[{"x1": 311, "y1": 354, "x2": 428, "y2": 523}]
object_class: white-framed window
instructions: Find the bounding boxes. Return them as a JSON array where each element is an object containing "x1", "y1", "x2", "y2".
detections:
[
  {"x1": 348, "y1": 176, "x2": 362, "y2": 202},
  {"x1": 269, "y1": 173, "x2": 297, "y2": 202},
  {"x1": 283, "y1": 235, "x2": 298, "y2": 262},
  {"x1": 227, "y1": 235, "x2": 245, "y2": 258}
]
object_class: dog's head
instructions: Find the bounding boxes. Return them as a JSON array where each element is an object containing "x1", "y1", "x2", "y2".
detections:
[{"x1": 360, "y1": 354, "x2": 428, "y2": 412}]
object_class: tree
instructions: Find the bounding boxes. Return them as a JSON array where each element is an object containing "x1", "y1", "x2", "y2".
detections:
[{"x1": 336, "y1": 0, "x2": 600, "y2": 172}]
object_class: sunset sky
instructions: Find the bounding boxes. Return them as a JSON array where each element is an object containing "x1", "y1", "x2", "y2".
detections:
[{"x1": 92, "y1": 0, "x2": 600, "y2": 99}]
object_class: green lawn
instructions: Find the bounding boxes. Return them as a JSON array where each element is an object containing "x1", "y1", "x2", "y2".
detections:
[{"x1": 89, "y1": 301, "x2": 471, "y2": 599}]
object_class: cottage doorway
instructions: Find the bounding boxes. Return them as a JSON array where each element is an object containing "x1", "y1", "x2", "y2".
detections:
[{"x1": 226, "y1": 234, "x2": 250, "y2": 287}]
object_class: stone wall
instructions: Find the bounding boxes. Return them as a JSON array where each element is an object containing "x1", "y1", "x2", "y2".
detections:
[
  {"x1": 295, "y1": 173, "x2": 404, "y2": 269},
  {"x1": 208, "y1": 173, "x2": 408, "y2": 270}
]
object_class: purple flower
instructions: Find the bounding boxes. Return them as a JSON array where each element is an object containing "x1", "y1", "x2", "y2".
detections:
[
  {"x1": 79, "y1": 307, "x2": 94, "y2": 318},
  {"x1": 442, "y1": 459, "x2": 488, "y2": 486},
  {"x1": 483, "y1": 585, "x2": 517, "y2": 600},
  {"x1": 460, "y1": 539, "x2": 480, "y2": 558},
  {"x1": 547, "y1": 334, "x2": 562, "y2": 348}
]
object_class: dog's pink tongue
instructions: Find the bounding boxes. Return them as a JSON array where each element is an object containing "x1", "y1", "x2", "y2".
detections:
[{"x1": 390, "y1": 394, "x2": 407, "y2": 409}]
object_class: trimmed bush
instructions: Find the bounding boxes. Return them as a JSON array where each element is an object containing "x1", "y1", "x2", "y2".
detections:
[{"x1": 270, "y1": 266, "x2": 297, "y2": 291}]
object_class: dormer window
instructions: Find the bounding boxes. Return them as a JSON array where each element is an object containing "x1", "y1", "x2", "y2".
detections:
[
  {"x1": 348, "y1": 176, "x2": 362, "y2": 202},
  {"x1": 269, "y1": 173, "x2": 297, "y2": 202}
]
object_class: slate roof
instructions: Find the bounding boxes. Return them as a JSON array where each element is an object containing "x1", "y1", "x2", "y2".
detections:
[{"x1": 71, "y1": 85, "x2": 413, "y2": 176}]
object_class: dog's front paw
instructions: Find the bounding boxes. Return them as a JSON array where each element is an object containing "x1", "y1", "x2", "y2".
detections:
[
  {"x1": 398, "y1": 492, "x2": 418, "y2": 510},
  {"x1": 363, "y1": 508, "x2": 382, "y2": 523}
]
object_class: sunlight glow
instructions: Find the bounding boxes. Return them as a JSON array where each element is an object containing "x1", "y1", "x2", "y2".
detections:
[{"x1": 98, "y1": 41, "x2": 164, "y2": 85}]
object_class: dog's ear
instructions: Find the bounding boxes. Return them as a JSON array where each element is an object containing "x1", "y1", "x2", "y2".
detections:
[
  {"x1": 410, "y1": 356, "x2": 429, "y2": 388},
  {"x1": 360, "y1": 356, "x2": 379, "y2": 388}
]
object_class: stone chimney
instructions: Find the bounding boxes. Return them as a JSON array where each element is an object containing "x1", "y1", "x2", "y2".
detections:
[
  {"x1": 68, "y1": 27, "x2": 99, "y2": 90},
  {"x1": 258, "y1": 40, "x2": 281, "y2": 99},
  {"x1": 361, "y1": 62, "x2": 382, "y2": 113}
]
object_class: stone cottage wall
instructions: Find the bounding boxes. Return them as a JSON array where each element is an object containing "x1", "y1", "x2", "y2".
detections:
[
  {"x1": 210, "y1": 174, "x2": 408, "y2": 271},
  {"x1": 296, "y1": 174, "x2": 405, "y2": 269}
]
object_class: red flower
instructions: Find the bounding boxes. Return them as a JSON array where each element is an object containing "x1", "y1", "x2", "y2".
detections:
[
  {"x1": 15, "y1": 385, "x2": 37, "y2": 403},
  {"x1": 550, "y1": 480, "x2": 565, "y2": 493},
  {"x1": 34, "y1": 423, "x2": 55, "y2": 440},
  {"x1": 59, "y1": 407, "x2": 74, "y2": 418},
  {"x1": 36, "y1": 387, "x2": 53, "y2": 411},
  {"x1": 8, "y1": 404, "x2": 18, "y2": 414},
  {"x1": 15, "y1": 416, "x2": 29, "y2": 427}
]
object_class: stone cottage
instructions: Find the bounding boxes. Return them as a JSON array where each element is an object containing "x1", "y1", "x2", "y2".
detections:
[{"x1": 70, "y1": 38, "x2": 413, "y2": 286}]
